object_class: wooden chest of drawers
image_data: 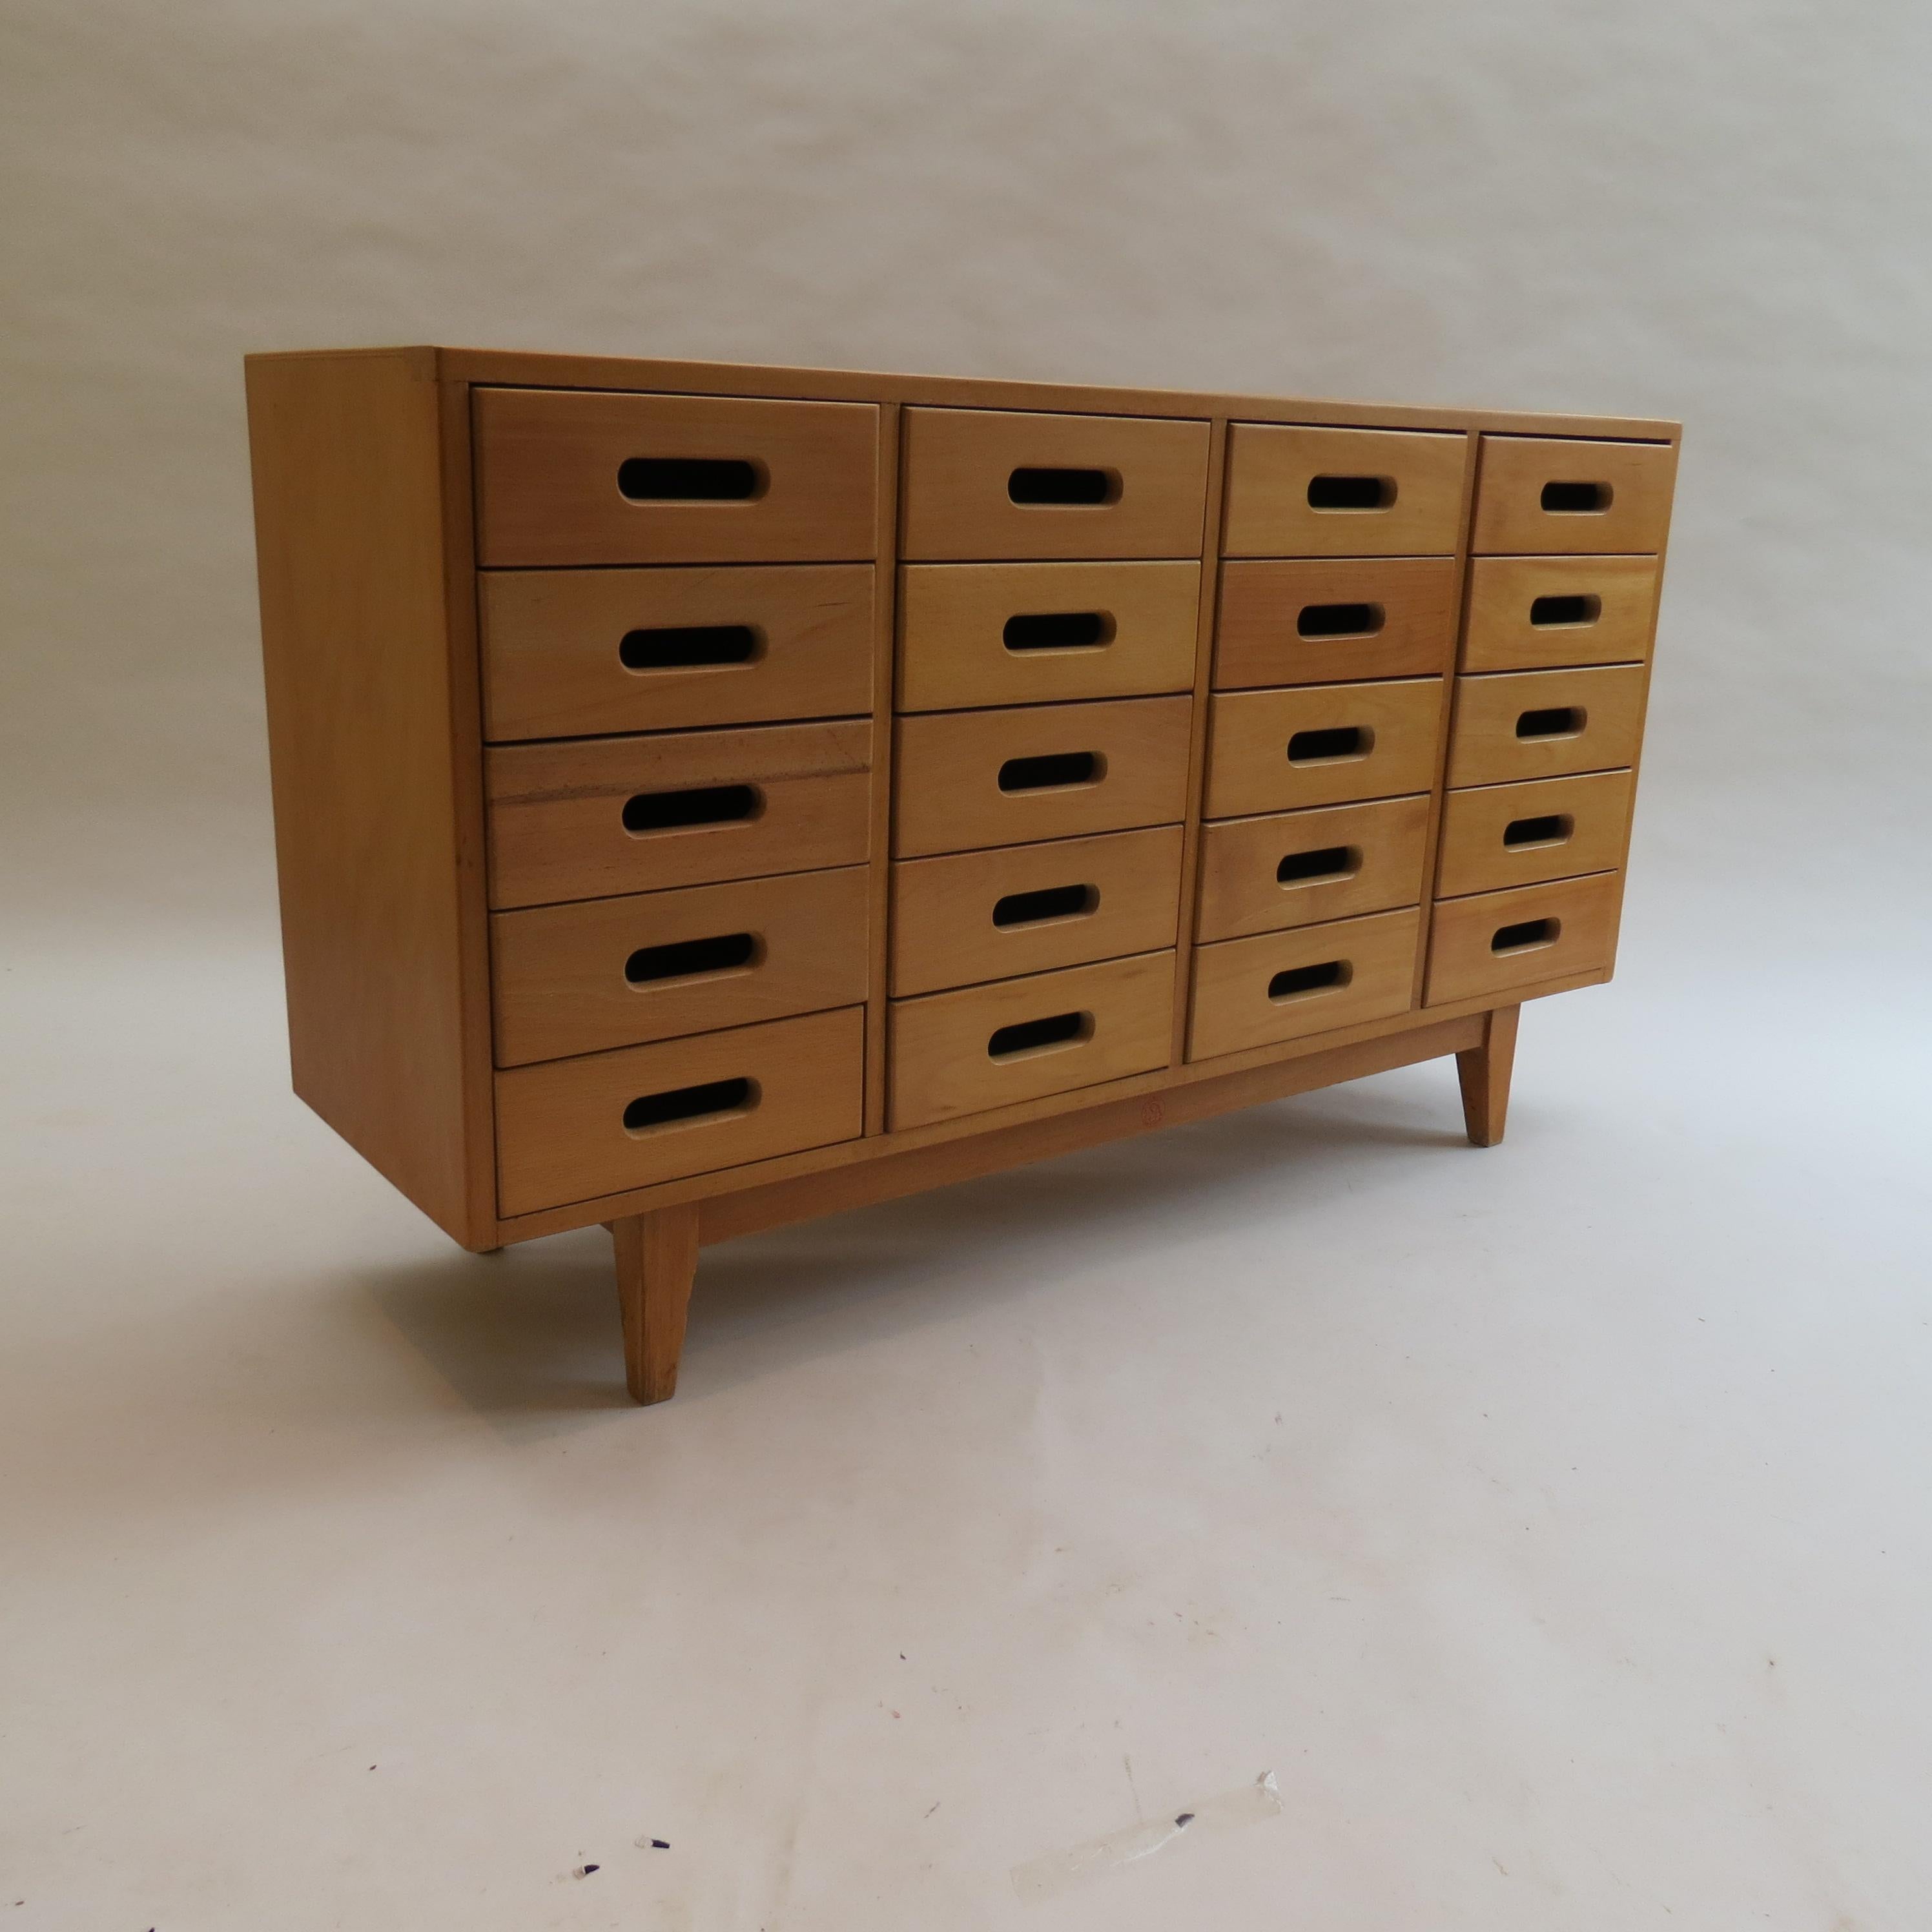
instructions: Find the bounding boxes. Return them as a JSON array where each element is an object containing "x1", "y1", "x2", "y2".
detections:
[{"x1": 246, "y1": 347, "x2": 1677, "y2": 1404}]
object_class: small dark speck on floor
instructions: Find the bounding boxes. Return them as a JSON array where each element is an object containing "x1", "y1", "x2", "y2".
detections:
[
  {"x1": 650, "y1": 1840, "x2": 670, "y2": 1850},
  {"x1": 1174, "y1": 1813, "x2": 1195, "y2": 1828},
  {"x1": 573, "y1": 1864, "x2": 599, "y2": 1878}
]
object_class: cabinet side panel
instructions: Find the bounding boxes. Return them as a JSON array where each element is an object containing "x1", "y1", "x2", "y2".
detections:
[{"x1": 246, "y1": 350, "x2": 488, "y2": 1246}]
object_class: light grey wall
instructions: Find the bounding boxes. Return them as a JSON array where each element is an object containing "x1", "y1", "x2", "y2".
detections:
[{"x1": 5, "y1": 0, "x2": 1929, "y2": 970}]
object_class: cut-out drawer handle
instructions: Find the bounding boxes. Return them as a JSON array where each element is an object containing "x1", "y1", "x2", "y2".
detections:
[
  {"x1": 622, "y1": 783, "x2": 762, "y2": 834},
  {"x1": 1277, "y1": 843, "x2": 1361, "y2": 887},
  {"x1": 1539, "y1": 480, "x2": 1612, "y2": 514},
  {"x1": 1502, "y1": 814, "x2": 1574, "y2": 850},
  {"x1": 1515, "y1": 706, "x2": 1585, "y2": 741},
  {"x1": 987, "y1": 1010, "x2": 1094, "y2": 1060},
  {"x1": 619, "y1": 624, "x2": 761, "y2": 671},
  {"x1": 624, "y1": 931, "x2": 761, "y2": 985},
  {"x1": 1528, "y1": 593, "x2": 1601, "y2": 629},
  {"x1": 1307, "y1": 475, "x2": 1395, "y2": 511},
  {"x1": 992, "y1": 883, "x2": 1099, "y2": 929},
  {"x1": 1007, "y1": 467, "x2": 1121, "y2": 506},
  {"x1": 998, "y1": 750, "x2": 1103, "y2": 793},
  {"x1": 1297, "y1": 601, "x2": 1385, "y2": 639},
  {"x1": 1002, "y1": 610, "x2": 1116, "y2": 653},
  {"x1": 617, "y1": 457, "x2": 765, "y2": 502},
  {"x1": 1491, "y1": 916, "x2": 1560, "y2": 954},
  {"x1": 1269, "y1": 959, "x2": 1352, "y2": 1001},
  {"x1": 1286, "y1": 725, "x2": 1373, "y2": 766},
  {"x1": 622, "y1": 1075, "x2": 758, "y2": 1134}
]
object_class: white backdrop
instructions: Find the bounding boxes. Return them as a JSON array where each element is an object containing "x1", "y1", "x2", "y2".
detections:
[{"x1": 4, "y1": 4, "x2": 1930, "y2": 1928}]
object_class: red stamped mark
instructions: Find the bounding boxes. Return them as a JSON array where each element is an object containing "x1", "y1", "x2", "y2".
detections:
[{"x1": 1140, "y1": 1096, "x2": 1166, "y2": 1128}]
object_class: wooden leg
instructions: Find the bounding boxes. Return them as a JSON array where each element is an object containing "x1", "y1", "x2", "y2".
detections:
[
  {"x1": 611, "y1": 1204, "x2": 701, "y2": 1405},
  {"x1": 1456, "y1": 1003, "x2": 1521, "y2": 1148}
]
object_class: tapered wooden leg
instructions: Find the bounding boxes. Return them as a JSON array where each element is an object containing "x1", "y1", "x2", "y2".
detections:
[
  {"x1": 1456, "y1": 1004, "x2": 1521, "y2": 1148},
  {"x1": 611, "y1": 1204, "x2": 701, "y2": 1405}
]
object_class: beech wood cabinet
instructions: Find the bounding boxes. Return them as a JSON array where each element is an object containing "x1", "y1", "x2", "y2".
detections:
[{"x1": 246, "y1": 348, "x2": 1677, "y2": 1404}]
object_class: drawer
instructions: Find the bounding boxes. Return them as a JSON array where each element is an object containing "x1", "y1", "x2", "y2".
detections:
[
  {"x1": 1435, "y1": 770, "x2": 1634, "y2": 899},
  {"x1": 1424, "y1": 873, "x2": 1621, "y2": 1006},
  {"x1": 480, "y1": 564, "x2": 874, "y2": 741},
  {"x1": 1204, "y1": 679, "x2": 1444, "y2": 818},
  {"x1": 491, "y1": 865, "x2": 870, "y2": 1066},
  {"x1": 495, "y1": 1007, "x2": 863, "y2": 1216},
  {"x1": 900, "y1": 408, "x2": 1211, "y2": 561},
  {"x1": 473, "y1": 389, "x2": 879, "y2": 567},
  {"x1": 898, "y1": 560, "x2": 1199, "y2": 712},
  {"x1": 1222, "y1": 425, "x2": 1468, "y2": 558},
  {"x1": 1187, "y1": 908, "x2": 1421, "y2": 1062},
  {"x1": 1446, "y1": 664, "x2": 1645, "y2": 788},
  {"x1": 894, "y1": 696, "x2": 1192, "y2": 858},
  {"x1": 1461, "y1": 555, "x2": 1661, "y2": 673},
  {"x1": 486, "y1": 719, "x2": 871, "y2": 910},
  {"x1": 889, "y1": 951, "x2": 1174, "y2": 1131},
  {"x1": 1472, "y1": 436, "x2": 1676, "y2": 555},
  {"x1": 890, "y1": 825, "x2": 1183, "y2": 997},
  {"x1": 1215, "y1": 557, "x2": 1458, "y2": 688},
  {"x1": 1195, "y1": 794, "x2": 1430, "y2": 943}
]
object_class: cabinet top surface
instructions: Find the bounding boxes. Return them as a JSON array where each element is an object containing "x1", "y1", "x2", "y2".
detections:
[{"x1": 242, "y1": 344, "x2": 1681, "y2": 443}]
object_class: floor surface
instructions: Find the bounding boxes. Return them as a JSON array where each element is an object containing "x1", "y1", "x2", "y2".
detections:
[{"x1": 4, "y1": 859, "x2": 1928, "y2": 1930}]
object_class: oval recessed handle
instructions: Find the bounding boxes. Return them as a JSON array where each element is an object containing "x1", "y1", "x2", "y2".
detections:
[
  {"x1": 1286, "y1": 726, "x2": 1373, "y2": 766},
  {"x1": 1277, "y1": 843, "x2": 1361, "y2": 887},
  {"x1": 1297, "y1": 601, "x2": 1386, "y2": 640},
  {"x1": 987, "y1": 1011, "x2": 1094, "y2": 1060},
  {"x1": 622, "y1": 1076, "x2": 759, "y2": 1134},
  {"x1": 1528, "y1": 594, "x2": 1601, "y2": 629},
  {"x1": 1502, "y1": 814, "x2": 1574, "y2": 850},
  {"x1": 998, "y1": 751, "x2": 1102, "y2": 792},
  {"x1": 1007, "y1": 467, "x2": 1120, "y2": 506},
  {"x1": 1268, "y1": 960, "x2": 1352, "y2": 1000},
  {"x1": 622, "y1": 783, "x2": 761, "y2": 834},
  {"x1": 624, "y1": 931, "x2": 761, "y2": 985},
  {"x1": 992, "y1": 883, "x2": 1100, "y2": 928},
  {"x1": 1491, "y1": 917, "x2": 1560, "y2": 954},
  {"x1": 619, "y1": 624, "x2": 761, "y2": 671},
  {"x1": 1002, "y1": 611, "x2": 1116, "y2": 653},
  {"x1": 1515, "y1": 706, "x2": 1585, "y2": 741},
  {"x1": 1539, "y1": 480, "x2": 1611, "y2": 514},
  {"x1": 1307, "y1": 475, "x2": 1395, "y2": 511}
]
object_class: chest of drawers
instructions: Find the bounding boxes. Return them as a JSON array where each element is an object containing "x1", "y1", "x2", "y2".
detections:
[{"x1": 246, "y1": 348, "x2": 1677, "y2": 1404}]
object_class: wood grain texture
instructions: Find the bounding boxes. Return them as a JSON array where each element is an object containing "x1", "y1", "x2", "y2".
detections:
[
  {"x1": 1195, "y1": 794, "x2": 1430, "y2": 941},
  {"x1": 490, "y1": 865, "x2": 870, "y2": 1065},
  {"x1": 893, "y1": 695, "x2": 1192, "y2": 858},
  {"x1": 890, "y1": 825, "x2": 1183, "y2": 996},
  {"x1": 863, "y1": 404, "x2": 903, "y2": 1136},
  {"x1": 705, "y1": 1009, "x2": 1486, "y2": 1244},
  {"x1": 495, "y1": 1005, "x2": 864, "y2": 1215},
  {"x1": 1214, "y1": 556, "x2": 1459, "y2": 688},
  {"x1": 1472, "y1": 435, "x2": 1678, "y2": 555},
  {"x1": 1204, "y1": 679, "x2": 1445, "y2": 818},
  {"x1": 498, "y1": 971, "x2": 1607, "y2": 1241},
  {"x1": 1222, "y1": 424, "x2": 1469, "y2": 558},
  {"x1": 1445, "y1": 664, "x2": 1645, "y2": 788},
  {"x1": 1186, "y1": 907, "x2": 1421, "y2": 1061},
  {"x1": 246, "y1": 349, "x2": 493, "y2": 1248},
  {"x1": 1456, "y1": 1003, "x2": 1520, "y2": 1148},
  {"x1": 1434, "y1": 770, "x2": 1635, "y2": 899},
  {"x1": 900, "y1": 407, "x2": 1211, "y2": 560},
  {"x1": 897, "y1": 560, "x2": 1199, "y2": 711},
  {"x1": 889, "y1": 950, "x2": 1175, "y2": 1131},
  {"x1": 1460, "y1": 555, "x2": 1661, "y2": 673},
  {"x1": 480, "y1": 564, "x2": 874, "y2": 740},
  {"x1": 1424, "y1": 872, "x2": 1622, "y2": 1006},
  {"x1": 613, "y1": 1204, "x2": 700, "y2": 1404},
  {"x1": 485, "y1": 719, "x2": 872, "y2": 909},
  {"x1": 473, "y1": 387, "x2": 879, "y2": 566}
]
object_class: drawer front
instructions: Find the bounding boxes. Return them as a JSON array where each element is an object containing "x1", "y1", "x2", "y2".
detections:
[
  {"x1": 1204, "y1": 679, "x2": 1444, "y2": 817},
  {"x1": 1215, "y1": 557, "x2": 1458, "y2": 688},
  {"x1": 1446, "y1": 664, "x2": 1645, "y2": 788},
  {"x1": 481, "y1": 564, "x2": 874, "y2": 741},
  {"x1": 894, "y1": 696, "x2": 1192, "y2": 858},
  {"x1": 889, "y1": 951, "x2": 1175, "y2": 1131},
  {"x1": 1435, "y1": 770, "x2": 1634, "y2": 899},
  {"x1": 1461, "y1": 555, "x2": 1661, "y2": 673},
  {"x1": 473, "y1": 389, "x2": 879, "y2": 567},
  {"x1": 890, "y1": 825, "x2": 1183, "y2": 997},
  {"x1": 900, "y1": 409, "x2": 1211, "y2": 562},
  {"x1": 1195, "y1": 794, "x2": 1430, "y2": 942},
  {"x1": 495, "y1": 1007, "x2": 863, "y2": 1216},
  {"x1": 486, "y1": 719, "x2": 871, "y2": 909},
  {"x1": 1424, "y1": 872, "x2": 1621, "y2": 1006},
  {"x1": 898, "y1": 560, "x2": 1200, "y2": 711},
  {"x1": 491, "y1": 866, "x2": 870, "y2": 1067},
  {"x1": 1222, "y1": 425, "x2": 1468, "y2": 558},
  {"x1": 1472, "y1": 436, "x2": 1676, "y2": 555},
  {"x1": 1187, "y1": 908, "x2": 1421, "y2": 1061}
]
